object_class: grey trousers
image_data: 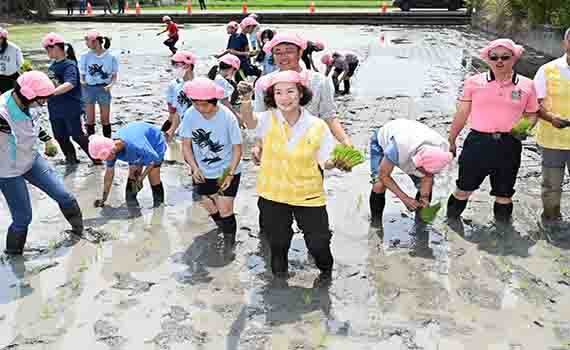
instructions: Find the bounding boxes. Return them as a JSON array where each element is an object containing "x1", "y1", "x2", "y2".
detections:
[{"x1": 541, "y1": 147, "x2": 570, "y2": 218}]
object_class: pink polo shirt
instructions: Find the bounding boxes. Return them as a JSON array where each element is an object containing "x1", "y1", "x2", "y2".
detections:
[{"x1": 460, "y1": 72, "x2": 539, "y2": 133}]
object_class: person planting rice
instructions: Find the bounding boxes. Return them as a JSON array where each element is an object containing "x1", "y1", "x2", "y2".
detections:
[
  {"x1": 179, "y1": 78, "x2": 242, "y2": 240},
  {"x1": 301, "y1": 40, "x2": 325, "y2": 72},
  {"x1": 42, "y1": 33, "x2": 95, "y2": 165},
  {"x1": 447, "y1": 39, "x2": 539, "y2": 223},
  {"x1": 238, "y1": 70, "x2": 348, "y2": 286},
  {"x1": 80, "y1": 30, "x2": 119, "y2": 139},
  {"x1": 322, "y1": 51, "x2": 360, "y2": 95},
  {"x1": 0, "y1": 72, "x2": 84, "y2": 256},
  {"x1": 369, "y1": 119, "x2": 453, "y2": 225},
  {"x1": 157, "y1": 16, "x2": 179, "y2": 55},
  {"x1": 0, "y1": 27, "x2": 24, "y2": 94},
  {"x1": 90, "y1": 121, "x2": 167, "y2": 208},
  {"x1": 162, "y1": 50, "x2": 197, "y2": 141}
]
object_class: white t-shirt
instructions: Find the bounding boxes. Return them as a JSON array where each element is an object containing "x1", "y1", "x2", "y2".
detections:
[
  {"x1": 0, "y1": 41, "x2": 24, "y2": 76},
  {"x1": 254, "y1": 68, "x2": 337, "y2": 120},
  {"x1": 255, "y1": 108, "x2": 334, "y2": 163},
  {"x1": 534, "y1": 54, "x2": 570, "y2": 99}
]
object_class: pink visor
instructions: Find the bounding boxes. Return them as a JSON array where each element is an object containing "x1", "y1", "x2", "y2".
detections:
[
  {"x1": 258, "y1": 70, "x2": 310, "y2": 91},
  {"x1": 412, "y1": 147, "x2": 453, "y2": 174},
  {"x1": 240, "y1": 16, "x2": 259, "y2": 29},
  {"x1": 480, "y1": 38, "x2": 524, "y2": 61},
  {"x1": 0, "y1": 27, "x2": 7, "y2": 39},
  {"x1": 16, "y1": 71, "x2": 55, "y2": 100},
  {"x1": 263, "y1": 33, "x2": 307, "y2": 54},
  {"x1": 88, "y1": 135, "x2": 115, "y2": 160},
  {"x1": 162, "y1": 16, "x2": 172, "y2": 22},
  {"x1": 172, "y1": 50, "x2": 197, "y2": 65},
  {"x1": 219, "y1": 54, "x2": 241, "y2": 70},
  {"x1": 85, "y1": 30, "x2": 101, "y2": 41},
  {"x1": 183, "y1": 77, "x2": 225, "y2": 100},
  {"x1": 41, "y1": 32, "x2": 65, "y2": 48},
  {"x1": 321, "y1": 54, "x2": 333, "y2": 65}
]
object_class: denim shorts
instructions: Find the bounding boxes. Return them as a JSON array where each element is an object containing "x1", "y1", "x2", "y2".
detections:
[{"x1": 83, "y1": 84, "x2": 111, "y2": 105}]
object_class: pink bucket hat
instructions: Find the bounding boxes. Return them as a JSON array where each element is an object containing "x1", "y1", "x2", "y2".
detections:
[
  {"x1": 314, "y1": 40, "x2": 326, "y2": 50},
  {"x1": 16, "y1": 71, "x2": 55, "y2": 100},
  {"x1": 172, "y1": 50, "x2": 197, "y2": 65},
  {"x1": 480, "y1": 38, "x2": 525, "y2": 61},
  {"x1": 258, "y1": 70, "x2": 310, "y2": 91},
  {"x1": 219, "y1": 54, "x2": 241, "y2": 70},
  {"x1": 263, "y1": 33, "x2": 307, "y2": 54},
  {"x1": 412, "y1": 147, "x2": 453, "y2": 174},
  {"x1": 85, "y1": 30, "x2": 101, "y2": 41},
  {"x1": 321, "y1": 53, "x2": 333, "y2": 65},
  {"x1": 183, "y1": 77, "x2": 225, "y2": 100},
  {"x1": 41, "y1": 33, "x2": 65, "y2": 48},
  {"x1": 240, "y1": 16, "x2": 259, "y2": 30},
  {"x1": 162, "y1": 16, "x2": 172, "y2": 22},
  {"x1": 0, "y1": 27, "x2": 7, "y2": 39},
  {"x1": 227, "y1": 21, "x2": 239, "y2": 30},
  {"x1": 88, "y1": 135, "x2": 115, "y2": 160}
]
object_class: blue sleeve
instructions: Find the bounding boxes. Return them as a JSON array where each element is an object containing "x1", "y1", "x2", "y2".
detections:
[
  {"x1": 228, "y1": 112, "x2": 242, "y2": 145},
  {"x1": 383, "y1": 138, "x2": 399, "y2": 166},
  {"x1": 79, "y1": 54, "x2": 87, "y2": 75},
  {"x1": 106, "y1": 158, "x2": 116, "y2": 167},
  {"x1": 63, "y1": 63, "x2": 79, "y2": 87},
  {"x1": 178, "y1": 109, "x2": 193, "y2": 139},
  {"x1": 141, "y1": 141, "x2": 160, "y2": 165}
]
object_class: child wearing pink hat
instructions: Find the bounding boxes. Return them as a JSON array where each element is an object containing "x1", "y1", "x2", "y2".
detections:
[
  {"x1": 162, "y1": 50, "x2": 197, "y2": 141},
  {"x1": 0, "y1": 71, "x2": 84, "y2": 255},
  {"x1": 207, "y1": 54, "x2": 242, "y2": 117},
  {"x1": 179, "y1": 78, "x2": 243, "y2": 241},
  {"x1": 216, "y1": 21, "x2": 261, "y2": 84},
  {"x1": 369, "y1": 119, "x2": 452, "y2": 225},
  {"x1": 254, "y1": 29, "x2": 278, "y2": 76},
  {"x1": 157, "y1": 16, "x2": 179, "y2": 54},
  {"x1": 301, "y1": 39, "x2": 326, "y2": 72},
  {"x1": 90, "y1": 121, "x2": 167, "y2": 208},
  {"x1": 0, "y1": 27, "x2": 24, "y2": 94}
]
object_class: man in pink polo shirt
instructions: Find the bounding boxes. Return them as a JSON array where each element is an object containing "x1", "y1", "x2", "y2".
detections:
[{"x1": 447, "y1": 38, "x2": 540, "y2": 222}]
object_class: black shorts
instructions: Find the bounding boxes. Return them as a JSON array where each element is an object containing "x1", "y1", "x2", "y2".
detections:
[
  {"x1": 333, "y1": 61, "x2": 359, "y2": 78},
  {"x1": 456, "y1": 130, "x2": 522, "y2": 198},
  {"x1": 195, "y1": 173, "x2": 241, "y2": 198}
]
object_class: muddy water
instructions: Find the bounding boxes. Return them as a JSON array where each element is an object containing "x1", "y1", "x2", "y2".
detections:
[{"x1": 1, "y1": 23, "x2": 570, "y2": 350}]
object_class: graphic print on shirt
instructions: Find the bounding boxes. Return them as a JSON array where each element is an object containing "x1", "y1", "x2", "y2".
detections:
[
  {"x1": 177, "y1": 90, "x2": 191, "y2": 110},
  {"x1": 47, "y1": 69, "x2": 62, "y2": 86},
  {"x1": 88, "y1": 64, "x2": 109, "y2": 80},
  {"x1": 192, "y1": 128, "x2": 223, "y2": 164}
]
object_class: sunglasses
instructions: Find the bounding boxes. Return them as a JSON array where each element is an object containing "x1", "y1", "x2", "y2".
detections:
[{"x1": 489, "y1": 55, "x2": 512, "y2": 62}]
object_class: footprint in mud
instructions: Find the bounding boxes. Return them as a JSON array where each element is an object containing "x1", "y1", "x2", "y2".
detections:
[
  {"x1": 145, "y1": 305, "x2": 206, "y2": 349},
  {"x1": 94, "y1": 319, "x2": 128, "y2": 350},
  {"x1": 111, "y1": 272, "x2": 157, "y2": 296}
]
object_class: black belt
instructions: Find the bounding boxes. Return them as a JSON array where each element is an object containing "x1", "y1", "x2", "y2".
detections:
[{"x1": 470, "y1": 129, "x2": 511, "y2": 140}]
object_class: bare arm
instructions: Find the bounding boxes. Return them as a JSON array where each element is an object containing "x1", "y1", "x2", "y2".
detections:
[
  {"x1": 418, "y1": 176, "x2": 434, "y2": 206},
  {"x1": 181, "y1": 138, "x2": 199, "y2": 171},
  {"x1": 228, "y1": 144, "x2": 242, "y2": 174},
  {"x1": 325, "y1": 117, "x2": 350, "y2": 146},
  {"x1": 52, "y1": 82, "x2": 74, "y2": 96},
  {"x1": 448, "y1": 100, "x2": 472, "y2": 156},
  {"x1": 105, "y1": 73, "x2": 118, "y2": 91},
  {"x1": 379, "y1": 159, "x2": 421, "y2": 211},
  {"x1": 100, "y1": 167, "x2": 115, "y2": 204}
]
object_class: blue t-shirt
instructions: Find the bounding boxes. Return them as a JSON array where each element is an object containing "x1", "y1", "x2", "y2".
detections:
[
  {"x1": 47, "y1": 59, "x2": 82, "y2": 118},
  {"x1": 106, "y1": 121, "x2": 167, "y2": 167},
  {"x1": 227, "y1": 33, "x2": 249, "y2": 66},
  {"x1": 79, "y1": 50, "x2": 119, "y2": 86},
  {"x1": 166, "y1": 78, "x2": 192, "y2": 116},
  {"x1": 179, "y1": 104, "x2": 242, "y2": 179}
]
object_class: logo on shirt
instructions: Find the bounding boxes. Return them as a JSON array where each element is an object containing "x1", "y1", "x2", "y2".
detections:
[
  {"x1": 192, "y1": 128, "x2": 223, "y2": 164},
  {"x1": 177, "y1": 90, "x2": 191, "y2": 109},
  {"x1": 47, "y1": 70, "x2": 62, "y2": 86},
  {"x1": 88, "y1": 64, "x2": 110, "y2": 80},
  {"x1": 511, "y1": 89, "x2": 521, "y2": 101}
]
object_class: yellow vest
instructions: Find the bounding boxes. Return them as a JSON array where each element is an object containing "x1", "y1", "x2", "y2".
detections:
[
  {"x1": 257, "y1": 113, "x2": 327, "y2": 207},
  {"x1": 536, "y1": 64, "x2": 570, "y2": 150}
]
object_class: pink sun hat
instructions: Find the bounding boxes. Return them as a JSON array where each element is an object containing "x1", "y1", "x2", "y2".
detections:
[
  {"x1": 88, "y1": 135, "x2": 115, "y2": 160},
  {"x1": 172, "y1": 50, "x2": 197, "y2": 65},
  {"x1": 258, "y1": 70, "x2": 310, "y2": 91},
  {"x1": 321, "y1": 53, "x2": 333, "y2": 65},
  {"x1": 412, "y1": 147, "x2": 453, "y2": 174},
  {"x1": 41, "y1": 32, "x2": 65, "y2": 48},
  {"x1": 16, "y1": 71, "x2": 55, "y2": 100},
  {"x1": 219, "y1": 54, "x2": 241, "y2": 70},
  {"x1": 85, "y1": 30, "x2": 102, "y2": 41},
  {"x1": 0, "y1": 27, "x2": 8, "y2": 39},
  {"x1": 184, "y1": 77, "x2": 225, "y2": 100},
  {"x1": 162, "y1": 16, "x2": 172, "y2": 22},
  {"x1": 240, "y1": 16, "x2": 259, "y2": 30},
  {"x1": 480, "y1": 38, "x2": 525, "y2": 61},
  {"x1": 314, "y1": 40, "x2": 326, "y2": 50},
  {"x1": 263, "y1": 33, "x2": 307, "y2": 54}
]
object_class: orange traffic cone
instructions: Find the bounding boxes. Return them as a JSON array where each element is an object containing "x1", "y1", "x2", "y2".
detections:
[
  {"x1": 87, "y1": 2, "x2": 92, "y2": 15},
  {"x1": 309, "y1": 1, "x2": 315, "y2": 13},
  {"x1": 242, "y1": 1, "x2": 248, "y2": 14},
  {"x1": 187, "y1": 0, "x2": 192, "y2": 14},
  {"x1": 381, "y1": 1, "x2": 388, "y2": 13},
  {"x1": 135, "y1": 1, "x2": 141, "y2": 15},
  {"x1": 125, "y1": 1, "x2": 130, "y2": 13}
]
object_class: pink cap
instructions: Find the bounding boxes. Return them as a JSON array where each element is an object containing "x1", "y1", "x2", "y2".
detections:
[
  {"x1": 85, "y1": 30, "x2": 101, "y2": 41},
  {"x1": 227, "y1": 21, "x2": 239, "y2": 30},
  {"x1": 263, "y1": 33, "x2": 307, "y2": 54},
  {"x1": 249, "y1": 13, "x2": 259, "y2": 18},
  {"x1": 88, "y1": 135, "x2": 115, "y2": 160},
  {"x1": 0, "y1": 27, "x2": 7, "y2": 39},
  {"x1": 258, "y1": 70, "x2": 310, "y2": 91},
  {"x1": 172, "y1": 50, "x2": 197, "y2": 65},
  {"x1": 183, "y1": 77, "x2": 225, "y2": 100},
  {"x1": 41, "y1": 32, "x2": 65, "y2": 48},
  {"x1": 16, "y1": 71, "x2": 55, "y2": 100},
  {"x1": 412, "y1": 147, "x2": 453, "y2": 174},
  {"x1": 219, "y1": 54, "x2": 241, "y2": 70},
  {"x1": 314, "y1": 40, "x2": 326, "y2": 50},
  {"x1": 162, "y1": 16, "x2": 172, "y2": 22},
  {"x1": 240, "y1": 16, "x2": 259, "y2": 29},
  {"x1": 321, "y1": 54, "x2": 333, "y2": 65},
  {"x1": 480, "y1": 38, "x2": 524, "y2": 61}
]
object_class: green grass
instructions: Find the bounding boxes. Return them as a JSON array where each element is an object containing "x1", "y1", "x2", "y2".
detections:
[{"x1": 143, "y1": 0, "x2": 390, "y2": 10}]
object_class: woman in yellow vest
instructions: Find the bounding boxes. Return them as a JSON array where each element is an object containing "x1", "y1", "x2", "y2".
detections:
[
  {"x1": 238, "y1": 70, "x2": 342, "y2": 286},
  {"x1": 534, "y1": 27, "x2": 570, "y2": 226}
]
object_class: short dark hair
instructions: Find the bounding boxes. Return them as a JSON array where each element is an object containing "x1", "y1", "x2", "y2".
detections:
[
  {"x1": 263, "y1": 83, "x2": 313, "y2": 109},
  {"x1": 565, "y1": 28, "x2": 570, "y2": 41},
  {"x1": 193, "y1": 98, "x2": 218, "y2": 106}
]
